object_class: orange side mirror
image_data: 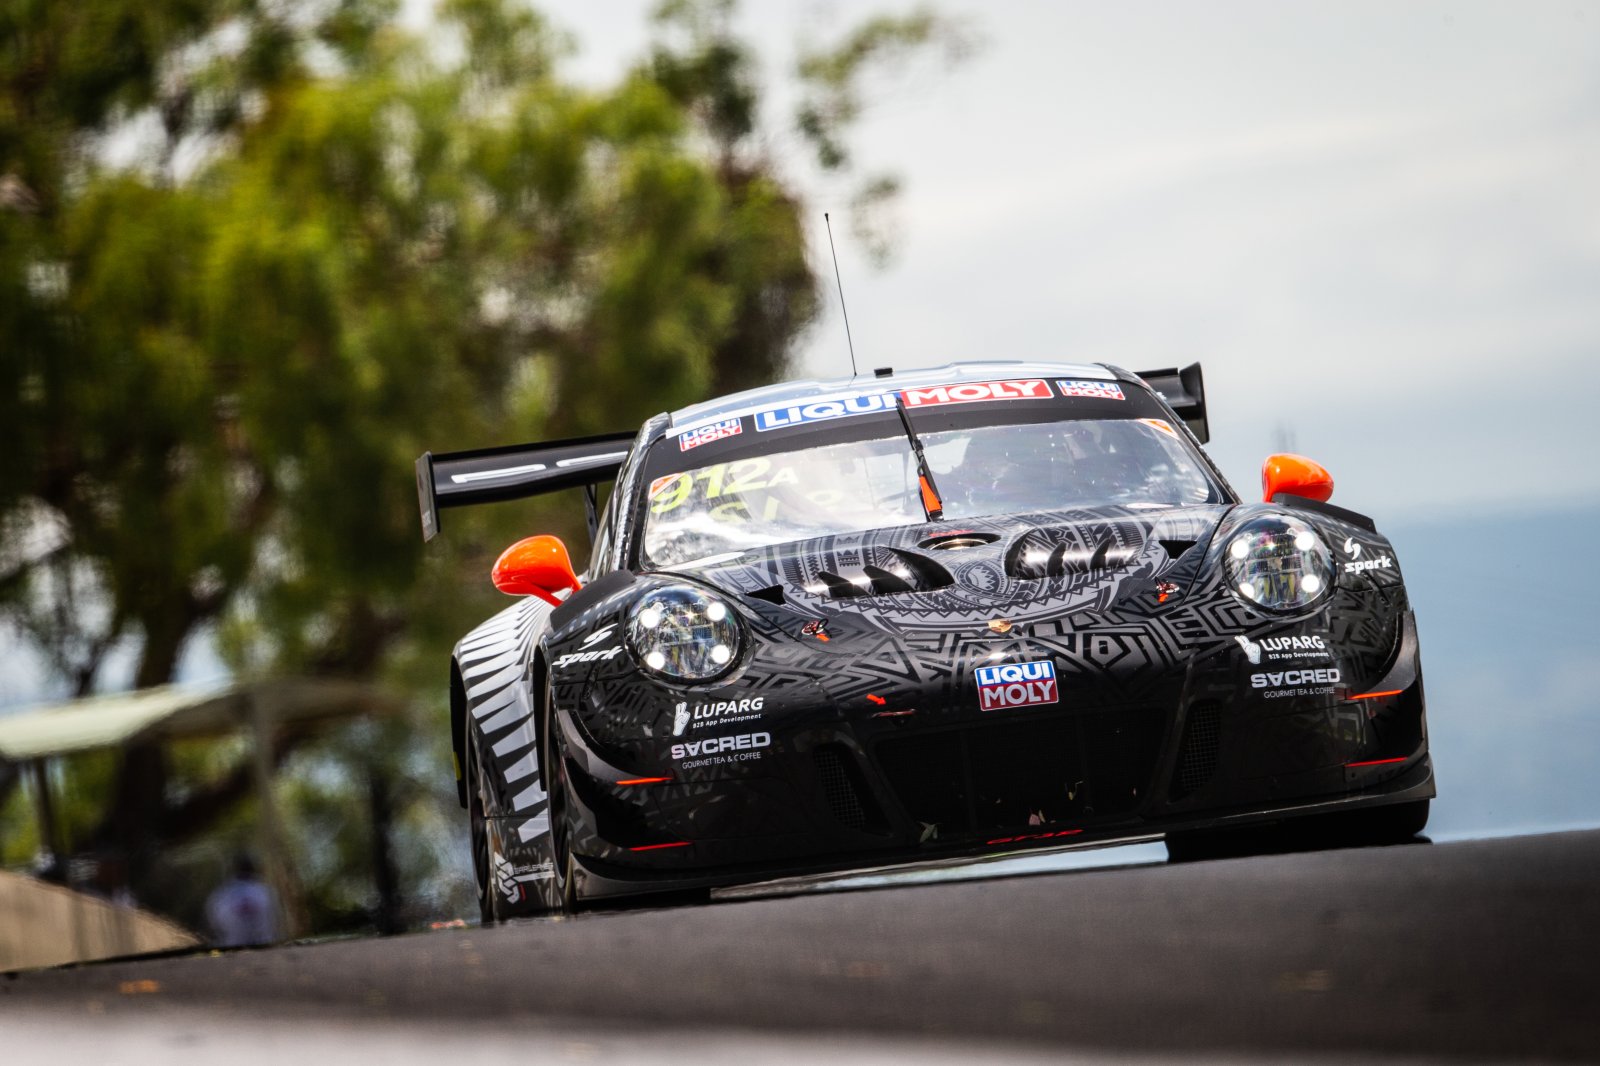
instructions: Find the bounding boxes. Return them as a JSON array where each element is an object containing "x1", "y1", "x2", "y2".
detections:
[
  {"x1": 1261, "y1": 453, "x2": 1334, "y2": 504},
  {"x1": 492, "y1": 535, "x2": 581, "y2": 604}
]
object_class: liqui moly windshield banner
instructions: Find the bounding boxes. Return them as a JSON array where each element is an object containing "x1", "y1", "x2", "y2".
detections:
[
  {"x1": 754, "y1": 392, "x2": 897, "y2": 431},
  {"x1": 750, "y1": 378, "x2": 1060, "y2": 432},
  {"x1": 975, "y1": 660, "x2": 1059, "y2": 711},
  {"x1": 899, "y1": 378, "x2": 1052, "y2": 408}
]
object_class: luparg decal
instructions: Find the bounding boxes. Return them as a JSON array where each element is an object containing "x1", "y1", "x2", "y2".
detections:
[
  {"x1": 1235, "y1": 633, "x2": 1330, "y2": 664},
  {"x1": 671, "y1": 696, "x2": 765, "y2": 736}
]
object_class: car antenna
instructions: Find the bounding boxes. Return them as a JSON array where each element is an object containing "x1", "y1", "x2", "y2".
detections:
[{"x1": 824, "y1": 212, "x2": 859, "y2": 381}]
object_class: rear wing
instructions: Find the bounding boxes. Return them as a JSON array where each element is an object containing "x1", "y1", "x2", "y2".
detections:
[
  {"x1": 1134, "y1": 363, "x2": 1208, "y2": 443},
  {"x1": 415, "y1": 431, "x2": 635, "y2": 541}
]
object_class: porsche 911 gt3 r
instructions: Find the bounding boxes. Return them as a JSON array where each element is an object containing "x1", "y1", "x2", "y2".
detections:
[{"x1": 417, "y1": 361, "x2": 1433, "y2": 919}]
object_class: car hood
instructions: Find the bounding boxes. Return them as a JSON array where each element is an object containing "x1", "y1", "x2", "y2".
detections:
[{"x1": 677, "y1": 503, "x2": 1233, "y2": 631}]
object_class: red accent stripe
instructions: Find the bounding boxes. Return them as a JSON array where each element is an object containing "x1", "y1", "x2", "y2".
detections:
[
  {"x1": 873, "y1": 709, "x2": 917, "y2": 718},
  {"x1": 1348, "y1": 689, "x2": 1404, "y2": 701},
  {"x1": 628, "y1": 841, "x2": 692, "y2": 851},
  {"x1": 986, "y1": 828, "x2": 1083, "y2": 846},
  {"x1": 615, "y1": 776, "x2": 673, "y2": 786},
  {"x1": 1346, "y1": 756, "x2": 1408, "y2": 768}
]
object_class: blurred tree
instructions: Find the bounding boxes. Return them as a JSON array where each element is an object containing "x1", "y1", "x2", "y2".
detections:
[{"x1": 0, "y1": 0, "x2": 973, "y2": 926}]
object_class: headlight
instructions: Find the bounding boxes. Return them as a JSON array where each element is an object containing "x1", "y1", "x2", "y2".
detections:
[
  {"x1": 1224, "y1": 514, "x2": 1334, "y2": 613},
  {"x1": 627, "y1": 584, "x2": 742, "y2": 682}
]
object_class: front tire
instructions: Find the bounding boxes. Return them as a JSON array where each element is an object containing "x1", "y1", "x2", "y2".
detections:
[
  {"x1": 544, "y1": 690, "x2": 581, "y2": 915},
  {"x1": 466, "y1": 730, "x2": 501, "y2": 925}
]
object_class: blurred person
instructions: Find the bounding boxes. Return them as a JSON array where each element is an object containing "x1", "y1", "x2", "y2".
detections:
[{"x1": 205, "y1": 854, "x2": 278, "y2": 947}]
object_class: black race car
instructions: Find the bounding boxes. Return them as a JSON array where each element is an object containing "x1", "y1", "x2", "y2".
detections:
[{"x1": 417, "y1": 361, "x2": 1433, "y2": 919}]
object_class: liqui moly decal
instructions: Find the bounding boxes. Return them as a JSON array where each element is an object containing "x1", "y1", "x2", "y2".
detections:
[
  {"x1": 678, "y1": 418, "x2": 742, "y2": 451},
  {"x1": 900, "y1": 379, "x2": 1052, "y2": 408},
  {"x1": 1057, "y1": 380, "x2": 1126, "y2": 400},
  {"x1": 975, "y1": 660, "x2": 1059, "y2": 711},
  {"x1": 753, "y1": 392, "x2": 896, "y2": 431}
]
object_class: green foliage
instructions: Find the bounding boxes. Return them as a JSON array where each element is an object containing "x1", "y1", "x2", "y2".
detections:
[{"x1": 0, "y1": 0, "x2": 970, "y2": 929}]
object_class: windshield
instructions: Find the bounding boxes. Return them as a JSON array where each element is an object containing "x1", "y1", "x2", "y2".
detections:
[{"x1": 641, "y1": 417, "x2": 1220, "y2": 569}]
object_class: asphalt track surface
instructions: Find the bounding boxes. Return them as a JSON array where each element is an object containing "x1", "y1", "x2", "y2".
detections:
[{"x1": 4, "y1": 829, "x2": 1598, "y2": 1063}]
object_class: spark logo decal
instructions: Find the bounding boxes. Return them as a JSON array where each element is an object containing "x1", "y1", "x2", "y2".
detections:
[
  {"x1": 581, "y1": 625, "x2": 616, "y2": 648},
  {"x1": 900, "y1": 379, "x2": 1052, "y2": 408},
  {"x1": 1056, "y1": 380, "x2": 1125, "y2": 401},
  {"x1": 1341, "y1": 536, "x2": 1393, "y2": 575},
  {"x1": 554, "y1": 645, "x2": 624, "y2": 669},
  {"x1": 975, "y1": 660, "x2": 1058, "y2": 711},
  {"x1": 678, "y1": 418, "x2": 742, "y2": 451}
]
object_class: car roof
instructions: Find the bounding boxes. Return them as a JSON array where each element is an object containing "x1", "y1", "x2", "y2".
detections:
[{"x1": 669, "y1": 360, "x2": 1122, "y2": 431}]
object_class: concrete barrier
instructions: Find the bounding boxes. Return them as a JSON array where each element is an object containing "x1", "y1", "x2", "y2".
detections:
[{"x1": 0, "y1": 869, "x2": 200, "y2": 972}]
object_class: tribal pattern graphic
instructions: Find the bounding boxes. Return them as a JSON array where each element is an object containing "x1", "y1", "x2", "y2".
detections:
[{"x1": 434, "y1": 362, "x2": 1433, "y2": 916}]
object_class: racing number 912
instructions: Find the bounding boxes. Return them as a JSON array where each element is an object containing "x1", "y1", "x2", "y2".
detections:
[{"x1": 650, "y1": 457, "x2": 842, "y2": 522}]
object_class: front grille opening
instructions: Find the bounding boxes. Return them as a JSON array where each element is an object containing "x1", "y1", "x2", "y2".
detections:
[
  {"x1": 1169, "y1": 700, "x2": 1222, "y2": 801},
  {"x1": 877, "y1": 710, "x2": 1162, "y2": 839},
  {"x1": 812, "y1": 745, "x2": 889, "y2": 834},
  {"x1": 969, "y1": 719, "x2": 1088, "y2": 827},
  {"x1": 567, "y1": 756, "x2": 657, "y2": 848},
  {"x1": 874, "y1": 733, "x2": 967, "y2": 839},
  {"x1": 1082, "y1": 711, "x2": 1160, "y2": 816}
]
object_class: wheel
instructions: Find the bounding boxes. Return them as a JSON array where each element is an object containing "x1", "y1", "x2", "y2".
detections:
[
  {"x1": 466, "y1": 729, "x2": 501, "y2": 925},
  {"x1": 543, "y1": 688, "x2": 581, "y2": 915}
]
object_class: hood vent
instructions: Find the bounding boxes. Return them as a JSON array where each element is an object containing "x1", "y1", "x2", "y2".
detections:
[
  {"x1": 1005, "y1": 527, "x2": 1143, "y2": 580},
  {"x1": 807, "y1": 547, "x2": 953, "y2": 600}
]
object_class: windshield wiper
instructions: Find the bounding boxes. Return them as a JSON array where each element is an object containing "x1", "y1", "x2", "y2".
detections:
[{"x1": 893, "y1": 394, "x2": 945, "y2": 522}]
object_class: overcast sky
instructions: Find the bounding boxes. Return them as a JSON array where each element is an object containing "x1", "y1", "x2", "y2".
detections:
[
  {"x1": 552, "y1": 0, "x2": 1600, "y2": 521},
  {"x1": 6, "y1": 2, "x2": 1597, "y2": 711}
]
